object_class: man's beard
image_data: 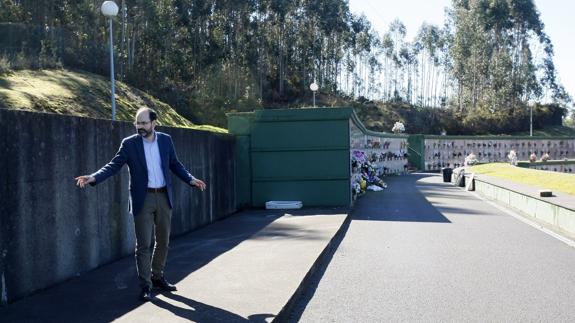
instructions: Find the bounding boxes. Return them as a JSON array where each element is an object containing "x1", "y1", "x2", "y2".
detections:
[{"x1": 138, "y1": 128, "x2": 151, "y2": 137}]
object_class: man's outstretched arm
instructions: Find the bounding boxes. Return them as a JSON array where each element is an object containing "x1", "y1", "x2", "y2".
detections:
[{"x1": 75, "y1": 139, "x2": 129, "y2": 188}]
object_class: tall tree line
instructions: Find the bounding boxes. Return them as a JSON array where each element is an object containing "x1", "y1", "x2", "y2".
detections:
[
  {"x1": 351, "y1": 0, "x2": 570, "y2": 114},
  {"x1": 0, "y1": 0, "x2": 570, "y2": 128}
]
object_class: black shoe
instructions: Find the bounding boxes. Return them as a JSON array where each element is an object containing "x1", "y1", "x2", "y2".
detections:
[
  {"x1": 140, "y1": 286, "x2": 153, "y2": 302},
  {"x1": 152, "y1": 277, "x2": 177, "y2": 292}
]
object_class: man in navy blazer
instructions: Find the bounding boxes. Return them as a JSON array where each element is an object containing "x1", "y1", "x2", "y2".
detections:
[{"x1": 75, "y1": 107, "x2": 206, "y2": 301}]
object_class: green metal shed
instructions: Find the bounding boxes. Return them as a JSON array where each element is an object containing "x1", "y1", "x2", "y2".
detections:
[{"x1": 228, "y1": 108, "x2": 353, "y2": 208}]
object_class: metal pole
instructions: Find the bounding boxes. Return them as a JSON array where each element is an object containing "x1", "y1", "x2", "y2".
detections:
[
  {"x1": 109, "y1": 18, "x2": 116, "y2": 121},
  {"x1": 313, "y1": 92, "x2": 316, "y2": 108},
  {"x1": 529, "y1": 106, "x2": 533, "y2": 137}
]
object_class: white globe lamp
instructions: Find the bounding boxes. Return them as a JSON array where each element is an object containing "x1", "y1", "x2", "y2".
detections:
[{"x1": 101, "y1": 1, "x2": 119, "y2": 17}]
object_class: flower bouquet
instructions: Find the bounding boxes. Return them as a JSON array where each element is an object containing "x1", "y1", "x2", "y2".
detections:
[
  {"x1": 392, "y1": 121, "x2": 405, "y2": 134},
  {"x1": 352, "y1": 182, "x2": 362, "y2": 195},
  {"x1": 507, "y1": 150, "x2": 517, "y2": 166},
  {"x1": 465, "y1": 153, "x2": 478, "y2": 166}
]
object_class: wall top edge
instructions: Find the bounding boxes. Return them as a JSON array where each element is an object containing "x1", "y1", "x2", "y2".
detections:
[
  {"x1": 423, "y1": 135, "x2": 575, "y2": 140},
  {"x1": 1, "y1": 108, "x2": 231, "y2": 135}
]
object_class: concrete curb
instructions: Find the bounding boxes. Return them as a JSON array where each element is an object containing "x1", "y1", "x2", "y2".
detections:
[{"x1": 468, "y1": 174, "x2": 575, "y2": 242}]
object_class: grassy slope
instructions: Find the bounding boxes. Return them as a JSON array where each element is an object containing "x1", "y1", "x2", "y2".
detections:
[
  {"x1": 0, "y1": 69, "x2": 227, "y2": 133},
  {"x1": 470, "y1": 163, "x2": 575, "y2": 195}
]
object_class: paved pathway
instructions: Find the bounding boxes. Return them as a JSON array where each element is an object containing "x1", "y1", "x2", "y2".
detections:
[
  {"x1": 0, "y1": 209, "x2": 348, "y2": 323},
  {"x1": 292, "y1": 173, "x2": 575, "y2": 322}
]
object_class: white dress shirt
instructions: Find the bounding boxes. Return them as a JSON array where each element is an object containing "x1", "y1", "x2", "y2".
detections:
[{"x1": 142, "y1": 132, "x2": 166, "y2": 188}]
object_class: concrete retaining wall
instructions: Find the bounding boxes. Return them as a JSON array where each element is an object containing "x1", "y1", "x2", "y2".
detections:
[
  {"x1": 474, "y1": 179, "x2": 575, "y2": 241},
  {"x1": 0, "y1": 109, "x2": 237, "y2": 304}
]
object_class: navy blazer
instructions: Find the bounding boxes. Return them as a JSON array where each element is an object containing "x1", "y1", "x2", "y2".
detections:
[{"x1": 90, "y1": 132, "x2": 194, "y2": 217}]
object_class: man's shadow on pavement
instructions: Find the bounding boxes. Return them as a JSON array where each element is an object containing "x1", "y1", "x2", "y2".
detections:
[
  {"x1": 0, "y1": 211, "x2": 283, "y2": 323},
  {"x1": 154, "y1": 292, "x2": 274, "y2": 323}
]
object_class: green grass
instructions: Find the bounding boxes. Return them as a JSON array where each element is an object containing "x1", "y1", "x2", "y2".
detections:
[
  {"x1": 470, "y1": 163, "x2": 575, "y2": 195},
  {"x1": 0, "y1": 69, "x2": 227, "y2": 133}
]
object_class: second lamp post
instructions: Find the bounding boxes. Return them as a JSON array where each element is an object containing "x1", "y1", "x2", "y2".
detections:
[
  {"x1": 101, "y1": 1, "x2": 119, "y2": 120},
  {"x1": 310, "y1": 81, "x2": 318, "y2": 108}
]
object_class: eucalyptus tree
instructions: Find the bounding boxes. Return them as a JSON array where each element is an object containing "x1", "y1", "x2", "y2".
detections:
[
  {"x1": 340, "y1": 14, "x2": 373, "y2": 97},
  {"x1": 0, "y1": 0, "x2": 28, "y2": 23},
  {"x1": 448, "y1": 0, "x2": 569, "y2": 115},
  {"x1": 379, "y1": 32, "x2": 394, "y2": 100},
  {"x1": 398, "y1": 44, "x2": 417, "y2": 105},
  {"x1": 388, "y1": 19, "x2": 406, "y2": 100}
]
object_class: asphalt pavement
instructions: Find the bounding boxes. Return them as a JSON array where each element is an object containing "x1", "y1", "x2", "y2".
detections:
[{"x1": 292, "y1": 173, "x2": 575, "y2": 322}]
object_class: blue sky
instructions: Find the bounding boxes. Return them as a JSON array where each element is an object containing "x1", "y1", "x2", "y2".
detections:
[{"x1": 348, "y1": 0, "x2": 574, "y2": 107}]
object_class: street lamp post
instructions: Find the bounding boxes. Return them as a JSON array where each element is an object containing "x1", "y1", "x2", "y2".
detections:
[
  {"x1": 310, "y1": 81, "x2": 318, "y2": 108},
  {"x1": 101, "y1": 1, "x2": 119, "y2": 120},
  {"x1": 530, "y1": 105, "x2": 533, "y2": 137}
]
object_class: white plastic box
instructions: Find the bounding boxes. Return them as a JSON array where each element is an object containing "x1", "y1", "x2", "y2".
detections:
[{"x1": 265, "y1": 201, "x2": 303, "y2": 210}]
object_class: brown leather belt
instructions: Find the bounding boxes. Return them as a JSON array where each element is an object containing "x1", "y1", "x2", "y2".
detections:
[{"x1": 147, "y1": 186, "x2": 167, "y2": 193}]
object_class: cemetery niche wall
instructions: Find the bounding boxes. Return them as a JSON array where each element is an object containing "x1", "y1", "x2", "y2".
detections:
[
  {"x1": 349, "y1": 114, "x2": 409, "y2": 199},
  {"x1": 421, "y1": 136, "x2": 575, "y2": 172}
]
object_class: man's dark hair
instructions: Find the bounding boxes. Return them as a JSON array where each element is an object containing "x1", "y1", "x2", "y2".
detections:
[
  {"x1": 136, "y1": 107, "x2": 158, "y2": 122},
  {"x1": 149, "y1": 109, "x2": 157, "y2": 122}
]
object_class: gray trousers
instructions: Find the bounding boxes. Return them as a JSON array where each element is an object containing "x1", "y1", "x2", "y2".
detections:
[{"x1": 134, "y1": 191, "x2": 172, "y2": 288}]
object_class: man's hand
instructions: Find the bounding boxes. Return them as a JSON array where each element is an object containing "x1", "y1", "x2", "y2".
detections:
[
  {"x1": 75, "y1": 175, "x2": 95, "y2": 188},
  {"x1": 190, "y1": 178, "x2": 206, "y2": 191}
]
